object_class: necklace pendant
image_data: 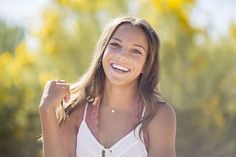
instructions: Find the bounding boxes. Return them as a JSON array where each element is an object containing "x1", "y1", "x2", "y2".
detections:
[{"x1": 111, "y1": 109, "x2": 115, "y2": 113}]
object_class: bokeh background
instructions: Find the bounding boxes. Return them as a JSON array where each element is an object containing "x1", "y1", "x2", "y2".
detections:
[{"x1": 0, "y1": 0, "x2": 236, "y2": 157}]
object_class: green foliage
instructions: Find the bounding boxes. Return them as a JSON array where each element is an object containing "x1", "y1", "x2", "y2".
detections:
[
  {"x1": 0, "y1": 0, "x2": 235, "y2": 157},
  {"x1": 0, "y1": 42, "x2": 42, "y2": 156},
  {"x1": 0, "y1": 20, "x2": 24, "y2": 54}
]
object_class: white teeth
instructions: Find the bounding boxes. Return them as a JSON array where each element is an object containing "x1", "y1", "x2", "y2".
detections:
[{"x1": 111, "y1": 63, "x2": 130, "y2": 72}]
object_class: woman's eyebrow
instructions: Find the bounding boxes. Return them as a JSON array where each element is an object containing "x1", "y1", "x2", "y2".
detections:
[
  {"x1": 132, "y1": 44, "x2": 146, "y2": 52},
  {"x1": 111, "y1": 37, "x2": 146, "y2": 51},
  {"x1": 111, "y1": 37, "x2": 122, "y2": 42}
]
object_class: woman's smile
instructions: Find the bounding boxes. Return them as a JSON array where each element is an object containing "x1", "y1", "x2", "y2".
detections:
[{"x1": 110, "y1": 63, "x2": 131, "y2": 73}]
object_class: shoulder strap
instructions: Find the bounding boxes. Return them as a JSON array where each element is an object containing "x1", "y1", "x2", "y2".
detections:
[
  {"x1": 141, "y1": 106, "x2": 146, "y2": 120},
  {"x1": 83, "y1": 103, "x2": 88, "y2": 121}
]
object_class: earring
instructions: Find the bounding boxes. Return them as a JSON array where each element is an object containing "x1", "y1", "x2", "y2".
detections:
[{"x1": 96, "y1": 58, "x2": 102, "y2": 68}]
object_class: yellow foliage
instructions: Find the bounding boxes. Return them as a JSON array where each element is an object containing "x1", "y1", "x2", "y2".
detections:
[
  {"x1": 38, "y1": 71, "x2": 56, "y2": 87},
  {"x1": 38, "y1": 9, "x2": 61, "y2": 40},
  {"x1": 151, "y1": 0, "x2": 194, "y2": 13},
  {"x1": 56, "y1": 0, "x2": 103, "y2": 12},
  {"x1": 230, "y1": 24, "x2": 236, "y2": 37},
  {"x1": 25, "y1": 88, "x2": 35, "y2": 104},
  {"x1": 0, "y1": 42, "x2": 35, "y2": 87},
  {"x1": 36, "y1": 9, "x2": 62, "y2": 55},
  {"x1": 151, "y1": 0, "x2": 178, "y2": 14},
  {"x1": 214, "y1": 112, "x2": 224, "y2": 129},
  {"x1": 0, "y1": 51, "x2": 13, "y2": 69},
  {"x1": 44, "y1": 40, "x2": 57, "y2": 55},
  {"x1": 201, "y1": 96, "x2": 225, "y2": 129},
  {"x1": 56, "y1": 0, "x2": 114, "y2": 13},
  {"x1": 227, "y1": 102, "x2": 236, "y2": 115},
  {"x1": 168, "y1": 0, "x2": 182, "y2": 10},
  {"x1": 11, "y1": 42, "x2": 34, "y2": 85},
  {"x1": 0, "y1": 52, "x2": 13, "y2": 88},
  {"x1": 188, "y1": 52, "x2": 207, "y2": 77},
  {"x1": 143, "y1": 0, "x2": 195, "y2": 36},
  {"x1": 96, "y1": 0, "x2": 109, "y2": 10},
  {"x1": 14, "y1": 42, "x2": 34, "y2": 65},
  {"x1": 177, "y1": 10, "x2": 190, "y2": 29}
]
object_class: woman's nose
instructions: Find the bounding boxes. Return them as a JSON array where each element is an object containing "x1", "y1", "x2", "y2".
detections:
[{"x1": 116, "y1": 48, "x2": 129, "y2": 61}]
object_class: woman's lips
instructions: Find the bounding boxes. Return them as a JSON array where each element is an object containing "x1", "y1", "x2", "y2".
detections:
[{"x1": 110, "y1": 63, "x2": 131, "y2": 72}]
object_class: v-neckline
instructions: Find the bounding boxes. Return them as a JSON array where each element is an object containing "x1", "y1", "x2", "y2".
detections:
[
  {"x1": 78, "y1": 97, "x2": 146, "y2": 150},
  {"x1": 81, "y1": 120, "x2": 141, "y2": 150}
]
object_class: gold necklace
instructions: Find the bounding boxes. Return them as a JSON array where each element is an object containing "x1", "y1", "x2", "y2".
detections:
[
  {"x1": 104, "y1": 103, "x2": 120, "y2": 113},
  {"x1": 107, "y1": 105, "x2": 116, "y2": 113},
  {"x1": 103, "y1": 97, "x2": 139, "y2": 114}
]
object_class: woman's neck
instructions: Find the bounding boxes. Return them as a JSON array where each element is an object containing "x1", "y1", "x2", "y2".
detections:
[{"x1": 102, "y1": 80, "x2": 139, "y2": 110}]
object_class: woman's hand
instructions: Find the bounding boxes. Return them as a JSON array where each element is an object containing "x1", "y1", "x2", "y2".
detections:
[
  {"x1": 39, "y1": 80, "x2": 70, "y2": 113},
  {"x1": 39, "y1": 80, "x2": 72, "y2": 157}
]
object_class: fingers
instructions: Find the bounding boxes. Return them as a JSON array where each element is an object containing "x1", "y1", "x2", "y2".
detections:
[
  {"x1": 55, "y1": 81, "x2": 70, "y2": 103},
  {"x1": 57, "y1": 80, "x2": 66, "y2": 83},
  {"x1": 56, "y1": 83, "x2": 70, "y2": 90},
  {"x1": 49, "y1": 79, "x2": 71, "y2": 102},
  {"x1": 49, "y1": 79, "x2": 65, "y2": 85}
]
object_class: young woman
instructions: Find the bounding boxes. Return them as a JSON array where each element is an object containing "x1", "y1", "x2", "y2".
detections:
[{"x1": 39, "y1": 16, "x2": 176, "y2": 157}]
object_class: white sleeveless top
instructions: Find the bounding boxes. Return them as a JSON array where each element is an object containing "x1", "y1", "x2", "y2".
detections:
[{"x1": 76, "y1": 103, "x2": 148, "y2": 157}]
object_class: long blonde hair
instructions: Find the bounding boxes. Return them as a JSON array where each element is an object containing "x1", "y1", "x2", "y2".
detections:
[{"x1": 59, "y1": 16, "x2": 166, "y2": 134}]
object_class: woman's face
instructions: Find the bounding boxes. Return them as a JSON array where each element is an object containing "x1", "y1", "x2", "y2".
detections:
[{"x1": 102, "y1": 24, "x2": 148, "y2": 87}]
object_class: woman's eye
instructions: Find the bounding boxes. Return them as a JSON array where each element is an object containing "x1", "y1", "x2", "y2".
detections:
[
  {"x1": 110, "y1": 42, "x2": 120, "y2": 48},
  {"x1": 132, "y1": 49, "x2": 142, "y2": 55}
]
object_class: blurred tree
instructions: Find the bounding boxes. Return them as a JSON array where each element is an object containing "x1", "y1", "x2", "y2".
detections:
[
  {"x1": 137, "y1": 1, "x2": 236, "y2": 157},
  {"x1": 0, "y1": 20, "x2": 24, "y2": 54},
  {"x1": 0, "y1": 42, "x2": 42, "y2": 156}
]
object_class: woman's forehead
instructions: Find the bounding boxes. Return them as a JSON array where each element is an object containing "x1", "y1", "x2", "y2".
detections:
[{"x1": 111, "y1": 24, "x2": 148, "y2": 50}]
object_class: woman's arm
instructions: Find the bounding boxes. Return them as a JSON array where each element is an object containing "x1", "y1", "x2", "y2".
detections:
[
  {"x1": 40, "y1": 108, "x2": 71, "y2": 157},
  {"x1": 147, "y1": 103, "x2": 177, "y2": 157},
  {"x1": 39, "y1": 80, "x2": 74, "y2": 157}
]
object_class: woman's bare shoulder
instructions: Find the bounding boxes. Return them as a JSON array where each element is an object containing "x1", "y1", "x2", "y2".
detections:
[
  {"x1": 155, "y1": 102, "x2": 176, "y2": 123},
  {"x1": 148, "y1": 102, "x2": 176, "y2": 133},
  {"x1": 147, "y1": 102, "x2": 176, "y2": 157}
]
